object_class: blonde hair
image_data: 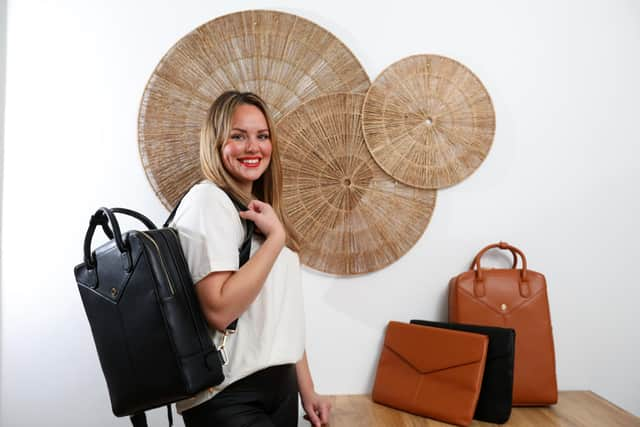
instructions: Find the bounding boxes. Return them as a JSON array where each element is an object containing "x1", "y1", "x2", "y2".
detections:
[{"x1": 199, "y1": 91, "x2": 300, "y2": 251}]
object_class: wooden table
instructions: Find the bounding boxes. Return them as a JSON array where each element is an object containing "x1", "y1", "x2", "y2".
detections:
[{"x1": 326, "y1": 391, "x2": 639, "y2": 426}]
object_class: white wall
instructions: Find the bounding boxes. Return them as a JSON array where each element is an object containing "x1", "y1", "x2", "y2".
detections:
[
  {"x1": 0, "y1": 0, "x2": 7, "y2": 420},
  {"x1": 2, "y1": 0, "x2": 639, "y2": 426}
]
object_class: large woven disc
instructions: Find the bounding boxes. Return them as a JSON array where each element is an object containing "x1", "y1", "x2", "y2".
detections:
[
  {"x1": 277, "y1": 93, "x2": 436, "y2": 275},
  {"x1": 138, "y1": 10, "x2": 370, "y2": 209},
  {"x1": 362, "y1": 55, "x2": 495, "y2": 189}
]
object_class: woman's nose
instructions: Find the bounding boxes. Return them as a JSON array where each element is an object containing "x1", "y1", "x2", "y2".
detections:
[{"x1": 245, "y1": 137, "x2": 259, "y2": 152}]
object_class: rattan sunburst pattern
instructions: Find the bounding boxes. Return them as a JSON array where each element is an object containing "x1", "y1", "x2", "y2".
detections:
[
  {"x1": 362, "y1": 54, "x2": 495, "y2": 189},
  {"x1": 138, "y1": 10, "x2": 370, "y2": 209},
  {"x1": 277, "y1": 93, "x2": 436, "y2": 275}
]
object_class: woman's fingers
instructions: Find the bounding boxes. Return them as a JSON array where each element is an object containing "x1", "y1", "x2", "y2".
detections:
[
  {"x1": 304, "y1": 404, "x2": 322, "y2": 427},
  {"x1": 247, "y1": 199, "x2": 267, "y2": 212},
  {"x1": 238, "y1": 200, "x2": 284, "y2": 240},
  {"x1": 240, "y1": 200, "x2": 267, "y2": 219},
  {"x1": 319, "y1": 402, "x2": 331, "y2": 424},
  {"x1": 246, "y1": 200, "x2": 259, "y2": 212},
  {"x1": 238, "y1": 209, "x2": 257, "y2": 221}
]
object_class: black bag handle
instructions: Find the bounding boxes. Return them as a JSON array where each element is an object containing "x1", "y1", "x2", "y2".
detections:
[
  {"x1": 83, "y1": 207, "x2": 158, "y2": 269},
  {"x1": 112, "y1": 208, "x2": 158, "y2": 230}
]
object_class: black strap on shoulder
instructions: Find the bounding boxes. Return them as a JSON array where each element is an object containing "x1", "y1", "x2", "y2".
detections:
[
  {"x1": 163, "y1": 197, "x2": 183, "y2": 229},
  {"x1": 163, "y1": 185, "x2": 254, "y2": 256},
  {"x1": 163, "y1": 185, "x2": 255, "y2": 332}
]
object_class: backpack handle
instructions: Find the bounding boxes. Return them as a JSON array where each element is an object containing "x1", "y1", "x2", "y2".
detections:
[
  {"x1": 470, "y1": 241, "x2": 531, "y2": 298},
  {"x1": 83, "y1": 207, "x2": 157, "y2": 270},
  {"x1": 471, "y1": 241, "x2": 528, "y2": 280},
  {"x1": 470, "y1": 244, "x2": 519, "y2": 270}
]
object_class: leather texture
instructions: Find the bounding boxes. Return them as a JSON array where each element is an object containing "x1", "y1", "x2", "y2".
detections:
[
  {"x1": 75, "y1": 196, "x2": 253, "y2": 419},
  {"x1": 372, "y1": 321, "x2": 488, "y2": 427},
  {"x1": 410, "y1": 320, "x2": 515, "y2": 424},
  {"x1": 449, "y1": 242, "x2": 558, "y2": 406}
]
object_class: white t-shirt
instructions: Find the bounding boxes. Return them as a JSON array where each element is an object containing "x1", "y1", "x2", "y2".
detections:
[{"x1": 169, "y1": 180, "x2": 305, "y2": 413}]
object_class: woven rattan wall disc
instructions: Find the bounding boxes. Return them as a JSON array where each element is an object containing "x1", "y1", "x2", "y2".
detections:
[
  {"x1": 138, "y1": 10, "x2": 370, "y2": 209},
  {"x1": 362, "y1": 55, "x2": 495, "y2": 189},
  {"x1": 277, "y1": 93, "x2": 436, "y2": 275}
]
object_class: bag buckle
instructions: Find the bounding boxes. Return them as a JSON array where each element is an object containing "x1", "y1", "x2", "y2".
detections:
[{"x1": 217, "y1": 329, "x2": 235, "y2": 366}]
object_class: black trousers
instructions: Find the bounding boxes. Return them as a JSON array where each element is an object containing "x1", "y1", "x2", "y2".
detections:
[{"x1": 182, "y1": 364, "x2": 299, "y2": 427}]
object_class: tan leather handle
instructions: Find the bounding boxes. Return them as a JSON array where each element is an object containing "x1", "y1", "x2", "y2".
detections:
[
  {"x1": 471, "y1": 246, "x2": 518, "y2": 270},
  {"x1": 471, "y1": 242, "x2": 530, "y2": 298}
]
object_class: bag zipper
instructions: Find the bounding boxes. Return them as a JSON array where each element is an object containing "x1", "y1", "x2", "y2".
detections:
[
  {"x1": 140, "y1": 231, "x2": 176, "y2": 296},
  {"x1": 169, "y1": 228, "x2": 233, "y2": 365}
]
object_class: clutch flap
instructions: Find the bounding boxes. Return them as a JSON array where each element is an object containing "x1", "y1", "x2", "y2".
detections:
[{"x1": 385, "y1": 321, "x2": 488, "y2": 375}]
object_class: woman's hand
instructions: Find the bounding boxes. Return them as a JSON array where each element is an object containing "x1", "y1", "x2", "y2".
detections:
[
  {"x1": 301, "y1": 391, "x2": 331, "y2": 427},
  {"x1": 238, "y1": 200, "x2": 285, "y2": 244}
]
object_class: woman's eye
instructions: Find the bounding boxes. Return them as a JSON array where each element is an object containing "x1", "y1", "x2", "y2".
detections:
[
  {"x1": 258, "y1": 134, "x2": 270, "y2": 140},
  {"x1": 230, "y1": 134, "x2": 244, "y2": 141}
]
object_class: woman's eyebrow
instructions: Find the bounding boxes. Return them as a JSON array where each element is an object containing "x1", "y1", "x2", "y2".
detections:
[{"x1": 231, "y1": 128, "x2": 270, "y2": 133}]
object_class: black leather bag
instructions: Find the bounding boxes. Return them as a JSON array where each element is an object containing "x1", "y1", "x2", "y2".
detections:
[
  {"x1": 74, "y1": 195, "x2": 253, "y2": 425},
  {"x1": 410, "y1": 320, "x2": 515, "y2": 424}
]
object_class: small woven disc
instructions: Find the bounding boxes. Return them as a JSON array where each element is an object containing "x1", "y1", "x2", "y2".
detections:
[
  {"x1": 277, "y1": 93, "x2": 436, "y2": 275},
  {"x1": 138, "y1": 10, "x2": 370, "y2": 209},
  {"x1": 362, "y1": 55, "x2": 495, "y2": 189}
]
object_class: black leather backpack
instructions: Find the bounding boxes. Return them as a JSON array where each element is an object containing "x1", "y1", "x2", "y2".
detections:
[{"x1": 74, "y1": 194, "x2": 253, "y2": 426}]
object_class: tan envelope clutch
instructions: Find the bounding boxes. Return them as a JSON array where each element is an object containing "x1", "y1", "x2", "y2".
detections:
[{"x1": 372, "y1": 321, "x2": 488, "y2": 427}]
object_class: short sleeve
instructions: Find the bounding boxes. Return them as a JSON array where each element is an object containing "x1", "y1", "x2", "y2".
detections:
[{"x1": 170, "y1": 182, "x2": 244, "y2": 284}]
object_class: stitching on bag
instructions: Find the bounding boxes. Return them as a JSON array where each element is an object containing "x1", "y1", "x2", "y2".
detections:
[{"x1": 384, "y1": 345, "x2": 483, "y2": 375}]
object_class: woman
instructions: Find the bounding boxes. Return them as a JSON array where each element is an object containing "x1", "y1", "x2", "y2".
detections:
[{"x1": 170, "y1": 91, "x2": 331, "y2": 427}]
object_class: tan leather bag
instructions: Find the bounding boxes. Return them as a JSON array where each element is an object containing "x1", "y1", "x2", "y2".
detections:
[
  {"x1": 449, "y1": 242, "x2": 558, "y2": 405},
  {"x1": 372, "y1": 321, "x2": 488, "y2": 426}
]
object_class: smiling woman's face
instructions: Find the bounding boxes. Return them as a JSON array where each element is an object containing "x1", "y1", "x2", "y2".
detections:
[{"x1": 221, "y1": 103, "x2": 273, "y2": 193}]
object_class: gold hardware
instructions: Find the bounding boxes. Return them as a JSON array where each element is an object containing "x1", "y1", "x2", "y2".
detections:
[
  {"x1": 217, "y1": 330, "x2": 236, "y2": 366},
  {"x1": 501, "y1": 304, "x2": 507, "y2": 311},
  {"x1": 111, "y1": 288, "x2": 118, "y2": 297}
]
